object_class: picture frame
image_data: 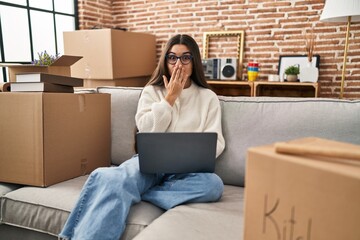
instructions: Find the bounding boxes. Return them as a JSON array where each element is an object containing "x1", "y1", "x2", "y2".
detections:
[
  {"x1": 278, "y1": 55, "x2": 320, "y2": 82},
  {"x1": 202, "y1": 31, "x2": 245, "y2": 80}
]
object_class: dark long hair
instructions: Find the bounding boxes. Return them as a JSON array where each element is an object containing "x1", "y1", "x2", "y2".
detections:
[{"x1": 146, "y1": 34, "x2": 210, "y2": 89}]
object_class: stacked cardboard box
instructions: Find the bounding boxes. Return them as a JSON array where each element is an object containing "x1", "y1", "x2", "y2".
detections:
[
  {"x1": 0, "y1": 93, "x2": 111, "y2": 187},
  {"x1": 64, "y1": 29, "x2": 157, "y2": 88}
]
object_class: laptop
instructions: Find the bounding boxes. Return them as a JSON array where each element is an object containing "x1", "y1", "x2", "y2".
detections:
[{"x1": 136, "y1": 132, "x2": 217, "y2": 174}]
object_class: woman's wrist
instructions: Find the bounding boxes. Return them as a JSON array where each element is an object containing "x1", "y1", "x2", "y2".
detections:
[{"x1": 165, "y1": 94, "x2": 177, "y2": 106}]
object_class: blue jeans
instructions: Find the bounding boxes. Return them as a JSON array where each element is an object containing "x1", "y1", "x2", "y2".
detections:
[{"x1": 59, "y1": 156, "x2": 224, "y2": 240}]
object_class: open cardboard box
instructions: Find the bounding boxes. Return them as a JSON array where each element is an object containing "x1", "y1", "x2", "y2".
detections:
[
  {"x1": 1, "y1": 55, "x2": 82, "y2": 82},
  {"x1": 0, "y1": 92, "x2": 110, "y2": 187}
]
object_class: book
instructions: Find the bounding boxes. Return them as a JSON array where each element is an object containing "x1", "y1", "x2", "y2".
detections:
[
  {"x1": 15, "y1": 72, "x2": 83, "y2": 87},
  {"x1": 10, "y1": 82, "x2": 74, "y2": 93},
  {"x1": 0, "y1": 82, "x2": 11, "y2": 92}
]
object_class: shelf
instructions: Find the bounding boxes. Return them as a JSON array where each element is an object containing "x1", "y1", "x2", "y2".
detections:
[
  {"x1": 254, "y1": 81, "x2": 318, "y2": 97},
  {"x1": 207, "y1": 80, "x2": 253, "y2": 97},
  {"x1": 206, "y1": 80, "x2": 319, "y2": 98}
]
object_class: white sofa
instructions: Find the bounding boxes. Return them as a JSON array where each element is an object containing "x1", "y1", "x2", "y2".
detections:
[{"x1": 1, "y1": 86, "x2": 360, "y2": 240}]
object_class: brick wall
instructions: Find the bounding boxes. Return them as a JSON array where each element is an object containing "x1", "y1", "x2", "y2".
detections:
[
  {"x1": 78, "y1": 0, "x2": 360, "y2": 99},
  {"x1": 78, "y1": 0, "x2": 113, "y2": 29}
]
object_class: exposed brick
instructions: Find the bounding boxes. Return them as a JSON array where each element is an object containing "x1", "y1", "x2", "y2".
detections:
[
  {"x1": 248, "y1": 8, "x2": 277, "y2": 14},
  {"x1": 348, "y1": 51, "x2": 360, "y2": 56},
  {"x1": 320, "y1": 33, "x2": 348, "y2": 39},
  {"x1": 219, "y1": 0, "x2": 245, "y2": 5},
  {"x1": 263, "y1": 2, "x2": 292, "y2": 7},
  {"x1": 278, "y1": 40, "x2": 306, "y2": 47},
  {"x1": 248, "y1": 42, "x2": 275, "y2": 47},
  {"x1": 194, "y1": 1, "x2": 217, "y2": 7},
  {"x1": 295, "y1": 0, "x2": 324, "y2": 6},
  {"x1": 248, "y1": 0, "x2": 274, "y2": 3},
  {"x1": 234, "y1": 4, "x2": 258, "y2": 10},
  {"x1": 256, "y1": 36, "x2": 284, "y2": 41},
  {"x1": 253, "y1": 24, "x2": 282, "y2": 30},
  {"x1": 252, "y1": 47, "x2": 279, "y2": 53},
  {"x1": 282, "y1": 23, "x2": 312, "y2": 29},
  {"x1": 278, "y1": 17, "x2": 310, "y2": 24},
  {"x1": 246, "y1": 30, "x2": 272, "y2": 36},
  {"x1": 278, "y1": 6, "x2": 309, "y2": 13},
  {"x1": 288, "y1": 11, "x2": 319, "y2": 17},
  {"x1": 257, "y1": 13, "x2": 285, "y2": 19},
  {"x1": 204, "y1": 16, "x2": 229, "y2": 21},
  {"x1": 195, "y1": 11, "x2": 220, "y2": 17},
  {"x1": 273, "y1": 30, "x2": 303, "y2": 35}
]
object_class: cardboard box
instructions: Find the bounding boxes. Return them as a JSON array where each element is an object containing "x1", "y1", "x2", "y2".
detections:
[
  {"x1": 63, "y1": 29, "x2": 157, "y2": 79},
  {"x1": 81, "y1": 76, "x2": 150, "y2": 88},
  {"x1": 244, "y1": 138, "x2": 360, "y2": 240},
  {"x1": 0, "y1": 93, "x2": 111, "y2": 187},
  {"x1": 1, "y1": 55, "x2": 82, "y2": 82}
]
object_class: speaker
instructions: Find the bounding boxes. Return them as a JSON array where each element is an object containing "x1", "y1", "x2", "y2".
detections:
[
  {"x1": 202, "y1": 58, "x2": 221, "y2": 79},
  {"x1": 220, "y1": 58, "x2": 237, "y2": 80}
]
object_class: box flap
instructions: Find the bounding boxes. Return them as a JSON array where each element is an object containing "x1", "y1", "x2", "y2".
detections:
[
  {"x1": 0, "y1": 55, "x2": 82, "y2": 68},
  {"x1": 0, "y1": 63, "x2": 22, "y2": 67},
  {"x1": 50, "y1": 55, "x2": 82, "y2": 67},
  {"x1": 275, "y1": 137, "x2": 360, "y2": 163},
  {"x1": 0, "y1": 63, "x2": 47, "y2": 69}
]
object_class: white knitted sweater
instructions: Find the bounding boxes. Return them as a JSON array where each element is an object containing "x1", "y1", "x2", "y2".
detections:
[{"x1": 135, "y1": 82, "x2": 225, "y2": 157}]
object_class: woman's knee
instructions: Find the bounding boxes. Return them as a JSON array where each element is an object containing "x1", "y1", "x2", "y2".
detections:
[
  {"x1": 89, "y1": 167, "x2": 117, "y2": 185},
  {"x1": 196, "y1": 173, "x2": 224, "y2": 202},
  {"x1": 208, "y1": 173, "x2": 224, "y2": 201},
  {"x1": 90, "y1": 157, "x2": 139, "y2": 180}
]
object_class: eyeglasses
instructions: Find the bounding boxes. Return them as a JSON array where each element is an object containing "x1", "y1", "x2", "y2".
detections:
[{"x1": 166, "y1": 54, "x2": 193, "y2": 65}]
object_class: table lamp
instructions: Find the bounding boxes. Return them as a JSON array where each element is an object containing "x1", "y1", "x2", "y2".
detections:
[{"x1": 320, "y1": 0, "x2": 360, "y2": 99}]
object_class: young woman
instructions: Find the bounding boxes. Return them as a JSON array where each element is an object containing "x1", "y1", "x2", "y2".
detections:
[{"x1": 59, "y1": 34, "x2": 225, "y2": 240}]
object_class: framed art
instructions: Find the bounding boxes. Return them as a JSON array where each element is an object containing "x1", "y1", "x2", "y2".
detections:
[
  {"x1": 278, "y1": 55, "x2": 320, "y2": 82},
  {"x1": 202, "y1": 31, "x2": 245, "y2": 80}
]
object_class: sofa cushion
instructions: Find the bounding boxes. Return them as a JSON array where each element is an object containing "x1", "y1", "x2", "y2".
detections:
[
  {"x1": 0, "y1": 175, "x2": 164, "y2": 239},
  {"x1": 216, "y1": 97, "x2": 360, "y2": 187},
  {"x1": 0, "y1": 183, "x2": 22, "y2": 197},
  {"x1": 133, "y1": 185, "x2": 244, "y2": 240},
  {"x1": 97, "y1": 87, "x2": 143, "y2": 165},
  {"x1": 0, "y1": 224, "x2": 56, "y2": 240}
]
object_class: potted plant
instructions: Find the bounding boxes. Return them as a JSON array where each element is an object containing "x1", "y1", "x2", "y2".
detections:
[
  {"x1": 300, "y1": 28, "x2": 319, "y2": 83},
  {"x1": 32, "y1": 51, "x2": 59, "y2": 66},
  {"x1": 284, "y1": 65, "x2": 300, "y2": 82}
]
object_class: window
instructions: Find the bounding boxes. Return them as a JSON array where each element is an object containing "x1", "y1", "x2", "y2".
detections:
[{"x1": 0, "y1": 0, "x2": 78, "y2": 82}]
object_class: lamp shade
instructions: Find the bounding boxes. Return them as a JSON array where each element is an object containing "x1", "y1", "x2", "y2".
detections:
[{"x1": 320, "y1": 0, "x2": 360, "y2": 22}]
